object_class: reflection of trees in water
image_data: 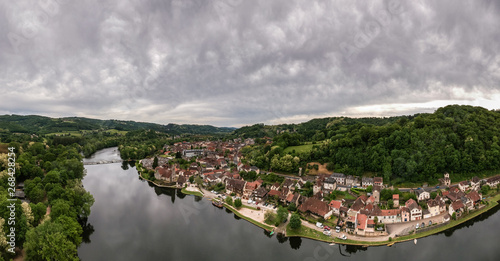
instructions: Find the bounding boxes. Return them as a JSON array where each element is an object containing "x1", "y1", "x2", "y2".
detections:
[
  {"x1": 79, "y1": 217, "x2": 95, "y2": 244},
  {"x1": 289, "y1": 237, "x2": 302, "y2": 250},
  {"x1": 344, "y1": 244, "x2": 367, "y2": 254},
  {"x1": 121, "y1": 160, "x2": 136, "y2": 170},
  {"x1": 177, "y1": 189, "x2": 186, "y2": 199},
  {"x1": 121, "y1": 161, "x2": 129, "y2": 170},
  {"x1": 276, "y1": 233, "x2": 288, "y2": 243},
  {"x1": 225, "y1": 208, "x2": 232, "y2": 214},
  {"x1": 440, "y1": 204, "x2": 500, "y2": 237},
  {"x1": 263, "y1": 230, "x2": 273, "y2": 238},
  {"x1": 194, "y1": 196, "x2": 203, "y2": 202},
  {"x1": 154, "y1": 187, "x2": 176, "y2": 203},
  {"x1": 234, "y1": 214, "x2": 242, "y2": 220}
]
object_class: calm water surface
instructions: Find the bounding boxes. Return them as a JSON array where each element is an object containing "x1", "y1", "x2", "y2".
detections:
[{"x1": 78, "y1": 148, "x2": 500, "y2": 261}]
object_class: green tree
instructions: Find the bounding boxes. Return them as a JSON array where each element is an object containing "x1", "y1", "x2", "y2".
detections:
[
  {"x1": 44, "y1": 170, "x2": 61, "y2": 185},
  {"x1": 264, "y1": 210, "x2": 277, "y2": 225},
  {"x1": 430, "y1": 191, "x2": 438, "y2": 199},
  {"x1": 234, "y1": 198, "x2": 242, "y2": 208},
  {"x1": 213, "y1": 182, "x2": 225, "y2": 192},
  {"x1": 287, "y1": 202, "x2": 297, "y2": 212},
  {"x1": 388, "y1": 199, "x2": 394, "y2": 209},
  {"x1": 152, "y1": 156, "x2": 159, "y2": 169},
  {"x1": 225, "y1": 196, "x2": 233, "y2": 206},
  {"x1": 452, "y1": 212, "x2": 457, "y2": 220},
  {"x1": 54, "y1": 215, "x2": 83, "y2": 246},
  {"x1": 50, "y1": 200, "x2": 77, "y2": 220},
  {"x1": 481, "y1": 185, "x2": 490, "y2": 195},
  {"x1": 24, "y1": 221, "x2": 79, "y2": 261},
  {"x1": 289, "y1": 213, "x2": 301, "y2": 229},
  {"x1": 189, "y1": 176, "x2": 194, "y2": 183},
  {"x1": 277, "y1": 206, "x2": 288, "y2": 224},
  {"x1": 30, "y1": 202, "x2": 47, "y2": 226}
]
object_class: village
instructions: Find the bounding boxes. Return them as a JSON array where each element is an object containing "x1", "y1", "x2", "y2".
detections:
[{"x1": 138, "y1": 138, "x2": 500, "y2": 243}]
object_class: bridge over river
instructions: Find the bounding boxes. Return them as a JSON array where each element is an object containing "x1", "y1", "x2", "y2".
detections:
[{"x1": 83, "y1": 159, "x2": 123, "y2": 165}]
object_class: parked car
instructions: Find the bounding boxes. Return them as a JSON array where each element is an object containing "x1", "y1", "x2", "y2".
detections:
[
  {"x1": 376, "y1": 227, "x2": 384, "y2": 231},
  {"x1": 416, "y1": 223, "x2": 420, "y2": 229},
  {"x1": 337, "y1": 234, "x2": 347, "y2": 240},
  {"x1": 324, "y1": 226, "x2": 330, "y2": 231},
  {"x1": 316, "y1": 222, "x2": 324, "y2": 229},
  {"x1": 323, "y1": 230, "x2": 331, "y2": 236},
  {"x1": 429, "y1": 221, "x2": 432, "y2": 226},
  {"x1": 335, "y1": 226, "x2": 341, "y2": 233},
  {"x1": 421, "y1": 222, "x2": 425, "y2": 228}
]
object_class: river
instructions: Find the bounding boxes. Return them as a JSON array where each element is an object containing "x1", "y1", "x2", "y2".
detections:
[{"x1": 78, "y1": 148, "x2": 500, "y2": 261}]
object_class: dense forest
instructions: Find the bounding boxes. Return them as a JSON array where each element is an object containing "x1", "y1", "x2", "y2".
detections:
[
  {"x1": 0, "y1": 141, "x2": 94, "y2": 260},
  {"x1": 240, "y1": 105, "x2": 500, "y2": 185},
  {"x1": 0, "y1": 115, "x2": 235, "y2": 136}
]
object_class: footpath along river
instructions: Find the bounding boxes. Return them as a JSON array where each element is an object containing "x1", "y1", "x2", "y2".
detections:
[{"x1": 78, "y1": 147, "x2": 500, "y2": 261}]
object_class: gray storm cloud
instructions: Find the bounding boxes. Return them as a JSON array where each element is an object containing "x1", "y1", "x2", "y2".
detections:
[{"x1": 0, "y1": 0, "x2": 499, "y2": 127}]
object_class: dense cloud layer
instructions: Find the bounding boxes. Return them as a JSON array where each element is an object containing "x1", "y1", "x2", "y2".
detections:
[{"x1": 1, "y1": 0, "x2": 499, "y2": 127}]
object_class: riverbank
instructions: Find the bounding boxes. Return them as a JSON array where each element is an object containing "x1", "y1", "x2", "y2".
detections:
[
  {"x1": 135, "y1": 162, "x2": 500, "y2": 246},
  {"x1": 327, "y1": 193, "x2": 500, "y2": 246}
]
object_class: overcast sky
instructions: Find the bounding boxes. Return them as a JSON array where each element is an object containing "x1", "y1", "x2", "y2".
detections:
[{"x1": 1, "y1": 0, "x2": 499, "y2": 127}]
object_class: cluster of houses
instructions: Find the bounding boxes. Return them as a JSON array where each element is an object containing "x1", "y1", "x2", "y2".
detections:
[
  {"x1": 139, "y1": 138, "x2": 264, "y2": 188},
  {"x1": 140, "y1": 141, "x2": 499, "y2": 237}
]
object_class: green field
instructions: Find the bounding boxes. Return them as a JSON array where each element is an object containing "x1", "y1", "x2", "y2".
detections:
[
  {"x1": 283, "y1": 144, "x2": 315, "y2": 154},
  {"x1": 45, "y1": 129, "x2": 128, "y2": 137},
  {"x1": 105, "y1": 129, "x2": 129, "y2": 135},
  {"x1": 45, "y1": 131, "x2": 83, "y2": 137},
  {"x1": 286, "y1": 224, "x2": 332, "y2": 241}
]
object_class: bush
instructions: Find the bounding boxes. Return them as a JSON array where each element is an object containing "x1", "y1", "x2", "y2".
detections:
[
  {"x1": 234, "y1": 198, "x2": 242, "y2": 208},
  {"x1": 214, "y1": 182, "x2": 225, "y2": 192},
  {"x1": 289, "y1": 213, "x2": 301, "y2": 229},
  {"x1": 225, "y1": 196, "x2": 233, "y2": 206},
  {"x1": 326, "y1": 162, "x2": 335, "y2": 171},
  {"x1": 264, "y1": 211, "x2": 277, "y2": 225}
]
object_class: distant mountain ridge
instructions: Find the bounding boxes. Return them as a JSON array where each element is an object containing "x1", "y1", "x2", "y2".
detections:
[{"x1": 0, "y1": 115, "x2": 235, "y2": 135}]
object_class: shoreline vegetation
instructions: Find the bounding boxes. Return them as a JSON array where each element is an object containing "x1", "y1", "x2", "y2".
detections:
[{"x1": 136, "y1": 163, "x2": 500, "y2": 246}]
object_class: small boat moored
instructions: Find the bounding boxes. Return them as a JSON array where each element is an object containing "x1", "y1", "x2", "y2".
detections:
[{"x1": 212, "y1": 200, "x2": 224, "y2": 208}]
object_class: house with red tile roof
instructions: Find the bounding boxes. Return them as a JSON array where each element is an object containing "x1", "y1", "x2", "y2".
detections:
[
  {"x1": 458, "y1": 180, "x2": 470, "y2": 192},
  {"x1": 393, "y1": 194, "x2": 400, "y2": 208},
  {"x1": 486, "y1": 175, "x2": 500, "y2": 188},
  {"x1": 298, "y1": 198, "x2": 333, "y2": 219},
  {"x1": 244, "y1": 180, "x2": 262, "y2": 197},
  {"x1": 405, "y1": 199, "x2": 422, "y2": 221},
  {"x1": 329, "y1": 200, "x2": 343, "y2": 215},
  {"x1": 449, "y1": 200, "x2": 465, "y2": 217},
  {"x1": 268, "y1": 189, "x2": 281, "y2": 198},
  {"x1": 355, "y1": 213, "x2": 368, "y2": 235}
]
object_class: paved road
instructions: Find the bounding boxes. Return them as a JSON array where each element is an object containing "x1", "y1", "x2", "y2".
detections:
[{"x1": 385, "y1": 212, "x2": 448, "y2": 237}]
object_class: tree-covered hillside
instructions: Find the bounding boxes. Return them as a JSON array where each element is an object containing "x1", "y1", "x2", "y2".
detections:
[
  {"x1": 0, "y1": 115, "x2": 234, "y2": 135},
  {"x1": 241, "y1": 105, "x2": 500, "y2": 184}
]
